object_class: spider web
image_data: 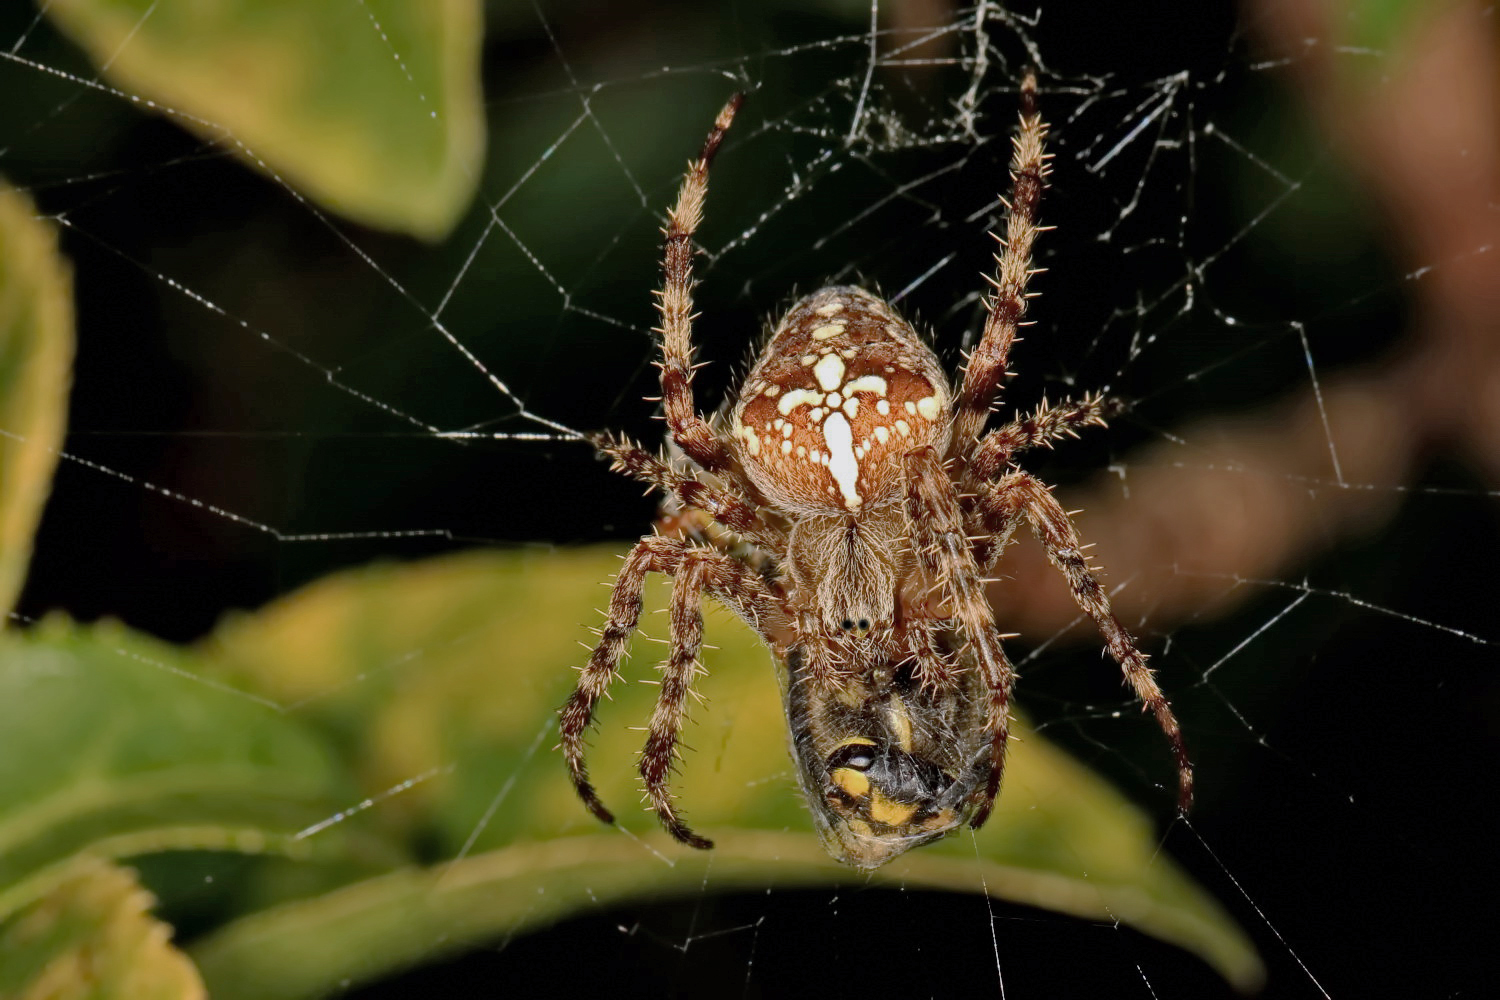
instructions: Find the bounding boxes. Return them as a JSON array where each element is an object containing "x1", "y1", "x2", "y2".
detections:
[{"x1": 2, "y1": 0, "x2": 1497, "y2": 995}]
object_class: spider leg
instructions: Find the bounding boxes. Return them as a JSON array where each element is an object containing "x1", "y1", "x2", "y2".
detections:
[
  {"x1": 793, "y1": 612, "x2": 851, "y2": 688},
  {"x1": 904, "y1": 615, "x2": 959, "y2": 691},
  {"x1": 559, "y1": 535, "x2": 784, "y2": 844},
  {"x1": 639, "y1": 553, "x2": 715, "y2": 848},
  {"x1": 967, "y1": 392, "x2": 1120, "y2": 483},
  {"x1": 655, "y1": 94, "x2": 756, "y2": 493},
  {"x1": 967, "y1": 474, "x2": 1026, "y2": 578},
  {"x1": 592, "y1": 432, "x2": 786, "y2": 551},
  {"x1": 980, "y1": 472, "x2": 1194, "y2": 811},
  {"x1": 903, "y1": 445, "x2": 1016, "y2": 828},
  {"x1": 949, "y1": 68, "x2": 1050, "y2": 458}
]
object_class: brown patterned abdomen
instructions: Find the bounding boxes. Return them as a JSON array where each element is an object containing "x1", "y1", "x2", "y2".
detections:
[{"x1": 731, "y1": 286, "x2": 952, "y2": 515}]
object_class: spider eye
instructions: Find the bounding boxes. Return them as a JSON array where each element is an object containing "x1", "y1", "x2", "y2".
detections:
[
  {"x1": 840, "y1": 618, "x2": 855, "y2": 631},
  {"x1": 857, "y1": 618, "x2": 870, "y2": 630}
]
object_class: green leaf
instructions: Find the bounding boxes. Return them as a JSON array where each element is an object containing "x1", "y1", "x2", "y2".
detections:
[
  {"x1": 0, "y1": 185, "x2": 72, "y2": 621},
  {"x1": 196, "y1": 547, "x2": 1264, "y2": 995},
  {"x1": 42, "y1": 0, "x2": 485, "y2": 240},
  {"x1": 0, "y1": 618, "x2": 374, "y2": 924},
  {"x1": 0, "y1": 858, "x2": 204, "y2": 1000}
]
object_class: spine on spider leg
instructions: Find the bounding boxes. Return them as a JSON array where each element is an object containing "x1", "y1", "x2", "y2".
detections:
[{"x1": 952, "y1": 69, "x2": 1051, "y2": 453}]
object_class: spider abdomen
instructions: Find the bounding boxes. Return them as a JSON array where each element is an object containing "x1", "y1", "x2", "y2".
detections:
[{"x1": 731, "y1": 286, "x2": 951, "y2": 515}]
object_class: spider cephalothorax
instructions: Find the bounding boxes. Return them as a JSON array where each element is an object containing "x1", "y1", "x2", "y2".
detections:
[{"x1": 559, "y1": 76, "x2": 1193, "y2": 869}]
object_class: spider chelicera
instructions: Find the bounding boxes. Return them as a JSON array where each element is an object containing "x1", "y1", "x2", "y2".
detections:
[{"x1": 559, "y1": 72, "x2": 1193, "y2": 869}]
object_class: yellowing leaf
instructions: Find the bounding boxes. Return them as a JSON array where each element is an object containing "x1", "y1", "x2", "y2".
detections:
[
  {"x1": 0, "y1": 858, "x2": 204, "y2": 1000},
  {"x1": 0, "y1": 184, "x2": 72, "y2": 621},
  {"x1": 197, "y1": 546, "x2": 1263, "y2": 994},
  {"x1": 43, "y1": 0, "x2": 485, "y2": 240}
]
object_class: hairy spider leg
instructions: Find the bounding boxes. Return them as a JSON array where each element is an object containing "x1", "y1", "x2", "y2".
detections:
[
  {"x1": 559, "y1": 536, "x2": 783, "y2": 844},
  {"x1": 904, "y1": 614, "x2": 961, "y2": 691},
  {"x1": 976, "y1": 472, "x2": 1195, "y2": 811},
  {"x1": 592, "y1": 432, "x2": 787, "y2": 552},
  {"x1": 967, "y1": 392, "x2": 1120, "y2": 483},
  {"x1": 638, "y1": 555, "x2": 715, "y2": 847},
  {"x1": 950, "y1": 68, "x2": 1051, "y2": 458},
  {"x1": 903, "y1": 446, "x2": 1017, "y2": 828},
  {"x1": 654, "y1": 93, "x2": 758, "y2": 500}
]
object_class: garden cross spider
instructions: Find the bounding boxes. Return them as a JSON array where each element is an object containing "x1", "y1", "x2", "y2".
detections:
[{"x1": 559, "y1": 72, "x2": 1193, "y2": 869}]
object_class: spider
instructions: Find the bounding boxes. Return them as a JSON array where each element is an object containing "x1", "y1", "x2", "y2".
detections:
[{"x1": 559, "y1": 73, "x2": 1193, "y2": 870}]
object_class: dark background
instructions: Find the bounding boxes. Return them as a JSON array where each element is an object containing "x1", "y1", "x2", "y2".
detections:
[{"x1": 3, "y1": 0, "x2": 1495, "y2": 996}]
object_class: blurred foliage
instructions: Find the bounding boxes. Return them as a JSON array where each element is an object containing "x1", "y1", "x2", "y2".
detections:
[
  {"x1": 41, "y1": 0, "x2": 485, "y2": 239},
  {"x1": 0, "y1": 618, "x2": 358, "y2": 921},
  {"x1": 1342, "y1": 0, "x2": 1457, "y2": 64},
  {"x1": 0, "y1": 859, "x2": 204, "y2": 1000},
  {"x1": 0, "y1": 544, "x2": 1261, "y2": 994},
  {"x1": 0, "y1": 186, "x2": 70, "y2": 619}
]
